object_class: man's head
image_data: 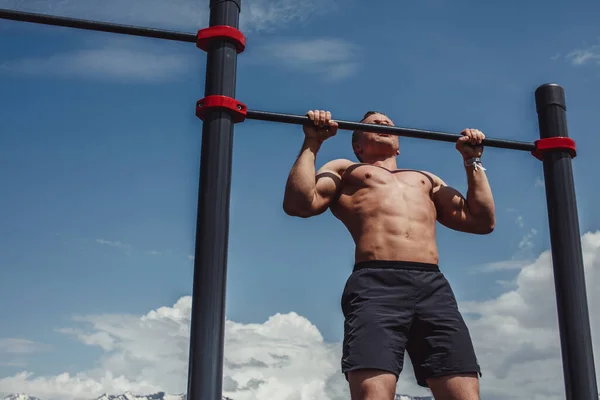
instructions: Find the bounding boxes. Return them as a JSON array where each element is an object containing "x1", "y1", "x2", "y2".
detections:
[{"x1": 352, "y1": 111, "x2": 399, "y2": 162}]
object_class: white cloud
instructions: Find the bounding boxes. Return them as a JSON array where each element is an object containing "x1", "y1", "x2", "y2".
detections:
[
  {"x1": 566, "y1": 43, "x2": 600, "y2": 66},
  {"x1": 0, "y1": 339, "x2": 50, "y2": 369},
  {"x1": 94, "y1": 237, "x2": 162, "y2": 257},
  {"x1": 0, "y1": 360, "x2": 28, "y2": 368},
  {"x1": 0, "y1": 339, "x2": 49, "y2": 355},
  {"x1": 550, "y1": 52, "x2": 562, "y2": 61},
  {"x1": 534, "y1": 177, "x2": 544, "y2": 188},
  {"x1": 96, "y1": 239, "x2": 130, "y2": 249},
  {"x1": 475, "y1": 259, "x2": 533, "y2": 273},
  {"x1": 473, "y1": 216, "x2": 538, "y2": 274},
  {"x1": 0, "y1": 0, "x2": 335, "y2": 33},
  {"x1": 0, "y1": 0, "x2": 207, "y2": 32},
  {"x1": 95, "y1": 238, "x2": 133, "y2": 256},
  {"x1": 516, "y1": 215, "x2": 525, "y2": 228},
  {"x1": 242, "y1": 0, "x2": 335, "y2": 33},
  {"x1": 254, "y1": 38, "x2": 360, "y2": 81},
  {"x1": 460, "y1": 231, "x2": 600, "y2": 399},
  {"x1": 0, "y1": 0, "x2": 343, "y2": 82},
  {"x1": 2, "y1": 231, "x2": 600, "y2": 400},
  {"x1": 0, "y1": 39, "x2": 194, "y2": 83},
  {"x1": 0, "y1": 371, "x2": 162, "y2": 400},
  {"x1": 519, "y1": 228, "x2": 537, "y2": 252},
  {"x1": 0, "y1": 300, "x2": 425, "y2": 400}
]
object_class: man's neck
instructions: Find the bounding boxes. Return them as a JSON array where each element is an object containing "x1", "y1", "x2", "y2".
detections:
[{"x1": 363, "y1": 156, "x2": 398, "y2": 171}]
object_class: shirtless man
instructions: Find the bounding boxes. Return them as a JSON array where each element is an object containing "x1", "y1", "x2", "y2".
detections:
[{"x1": 282, "y1": 110, "x2": 495, "y2": 400}]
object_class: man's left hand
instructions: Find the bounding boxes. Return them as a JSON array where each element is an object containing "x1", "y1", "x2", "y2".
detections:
[{"x1": 456, "y1": 128, "x2": 485, "y2": 159}]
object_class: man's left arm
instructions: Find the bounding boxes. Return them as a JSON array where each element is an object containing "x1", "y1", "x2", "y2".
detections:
[{"x1": 431, "y1": 128, "x2": 496, "y2": 235}]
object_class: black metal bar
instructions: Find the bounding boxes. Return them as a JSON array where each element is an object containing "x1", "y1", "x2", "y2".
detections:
[
  {"x1": 246, "y1": 109, "x2": 537, "y2": 152},
  {"x1": 186, "y1": 0, "x2": 240, "y2": 399},
  {"x1": 0, "y1": 8, "x2": 197, "y2": 43},
  {"x1": 535, "y1": 83, "x2": 598, "y2": 400}
]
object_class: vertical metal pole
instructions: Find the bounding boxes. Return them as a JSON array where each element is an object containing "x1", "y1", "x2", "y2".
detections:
[
  {"x1": 535, "y1": 83, "x2": 598, "y2": 400},
  {"x1": 187, "y1": 0, "x2": 241, "y2": 399}
]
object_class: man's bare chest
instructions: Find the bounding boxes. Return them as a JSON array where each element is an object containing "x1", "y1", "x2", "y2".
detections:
[{"x1": 340, "y1": 165, "x2": 434, "y2": 193}]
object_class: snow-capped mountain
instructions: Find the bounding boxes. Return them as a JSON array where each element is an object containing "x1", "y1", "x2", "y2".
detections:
[
  {"x1": 93, "y1": 392, "x2": 186, "y2": 400},
  {"x1": 2, "y1": 392, "x2": 426, "y2": 400},
  {"x1": 396, "y1": 395, "x2": 433, "y2": 400},
  {"x1": 94, "y1": 393, "x2": 192, "y2": 400},
  {"x1": 1, "y1": 393, "x2": 232, "y2": 400},
  {"x1": 3, "y1": 395, "x2": 42, "y2": 400}
]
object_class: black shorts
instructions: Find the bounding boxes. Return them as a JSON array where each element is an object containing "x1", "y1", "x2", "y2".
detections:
[{"x1": 341, "y1": 260, "x2": 481, "y2": 387}]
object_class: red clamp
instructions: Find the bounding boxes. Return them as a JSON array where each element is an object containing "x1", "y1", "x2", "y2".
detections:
[
  {"x1": 196, "y1": 95, "x2": 247, "y2": 123},
  {"x1": 197, "y1": 25, "x2": 246, "y2": 53},
  {"x1": 532, "y1": 137, "x2": 577, "y2": 160}
]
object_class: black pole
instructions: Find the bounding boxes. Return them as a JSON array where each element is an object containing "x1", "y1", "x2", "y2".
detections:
[
  {"x1": 535, "y1": 83, "x2": 598, "y2": 400},
  {"x1": 0, "y1": 8, "x2": 197, "y2": 43},
  {"x1": 246, "y1": 109, "x2": 537, "y2": 152},
  {"x1": 186, "y1": 0, "x2": 241, "y2": 399}
]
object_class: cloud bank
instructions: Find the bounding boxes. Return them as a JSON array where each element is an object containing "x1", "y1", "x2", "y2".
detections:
[
  {"x1": 0, "y1": 340, "x2": 50, "y2": 368},
  {"x1": 1, "y1": 0, "x2": 356, "y2": 82},
  {"x1": 0, "y1": 32, "x2": 197, "y2": 83},
  {"x1": 254, "y1": 38, "x2": 361, "y2": 82},
  {"x1": 0, "y1": 0, "x2": 335, "y2": 33},
  {"x1": 2, "y1": 232, "x2": 599, "y2": 400}
]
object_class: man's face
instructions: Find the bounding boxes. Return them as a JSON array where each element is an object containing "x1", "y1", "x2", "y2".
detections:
[{"x1": 353, "y1": 113, "x2": 400, "y2": 160}]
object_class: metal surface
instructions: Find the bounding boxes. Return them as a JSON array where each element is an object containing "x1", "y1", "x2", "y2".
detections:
[
  {"x1": 185, "y1": 0, "x2": 241, "y2": 399},
  {"x1": 0, "y1": 8, "x2": 197, "y2": 42},
  {"x1": 246, "y1": 109, "x2": 537, "y2": 152},
  {"x1": 535, "y1": 83, "x2": 598, "y2": 400}
]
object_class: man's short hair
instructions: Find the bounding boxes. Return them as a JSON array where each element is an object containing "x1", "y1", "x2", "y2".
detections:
[{"x1": 352, "y1": 111, "x2": 385, "y2": 162}]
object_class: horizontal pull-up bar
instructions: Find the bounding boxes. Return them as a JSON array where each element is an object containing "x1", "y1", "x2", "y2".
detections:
[
  {"x1": 0, "y1": 8, "x2": 197, "y2": 43},
  {"x1": 195, "y1": 97, "x2": 537, "y2": 152},
  {"x1": 247, "y1": 110, "x2": 537, "y2": 152}
]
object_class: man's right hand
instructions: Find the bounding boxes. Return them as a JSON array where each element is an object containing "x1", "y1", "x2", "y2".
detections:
[{"x1": 303, "y1": 110, "x2": 339, "y2": 143}]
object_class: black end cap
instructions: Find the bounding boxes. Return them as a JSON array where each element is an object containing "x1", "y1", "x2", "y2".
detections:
[
  {"x1": 535, "y1": 83, "x2": 566, "y2": 112},
  {"x1": 210, "y1": 0, "x2": 241, "y2": 10}
]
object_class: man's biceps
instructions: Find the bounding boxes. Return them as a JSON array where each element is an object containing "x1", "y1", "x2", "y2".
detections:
[
  {"x1": 432, "y1": 185, "x2": 451, "y2": 203},
  {"x1": 315, "y1": 179, "x2": 341, "y2": 204},
  {"x1": 438, "y1": 185, "x2": 465, "y2": 199},
  {"x1": 316, "y1": 171, "x2": 342, "y2": 185},
  {"x1": 434, "y1": 187, "x2": 465, "y2": 211}
]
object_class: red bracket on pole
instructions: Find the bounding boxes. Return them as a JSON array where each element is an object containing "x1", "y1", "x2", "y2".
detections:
[
  {"x1": 196, "y1": 95, "x2": 247, "y2": 123},
  {"x1": 532, "y1": 137, "x2": 577, "y2": 160},
  {"x1": 197, "y1": 25, "x2": 246, "y2": 53}
]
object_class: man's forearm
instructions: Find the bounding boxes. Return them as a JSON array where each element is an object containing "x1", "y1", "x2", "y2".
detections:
[
  {"x1": 283, "y1": 138, "x2": 322, "y2": 212},
  {"x1": 464, "y1": 159, "x2": 495, "y2": 229}
]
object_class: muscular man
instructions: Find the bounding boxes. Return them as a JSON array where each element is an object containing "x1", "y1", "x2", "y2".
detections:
[{"x1": 282, "y1": 110, "x2": 495, "y2": 400}]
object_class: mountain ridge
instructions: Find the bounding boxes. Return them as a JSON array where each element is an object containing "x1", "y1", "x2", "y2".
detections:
[{"x1": 2, "y1": 392, "x2": 430, "y2": 400}]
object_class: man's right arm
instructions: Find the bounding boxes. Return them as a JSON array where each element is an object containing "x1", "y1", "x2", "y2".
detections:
[{"x1": 283, "y1": 138, "x2": 348, "y2": 218}]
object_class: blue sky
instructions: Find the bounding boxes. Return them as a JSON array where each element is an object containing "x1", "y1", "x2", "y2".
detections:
[{"x1": 1, "y1": 0, "x2": 599, "y2": 399}]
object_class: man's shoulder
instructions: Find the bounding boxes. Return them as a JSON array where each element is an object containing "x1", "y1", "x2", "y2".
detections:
[
  {"x1": 326, "y1": 158, "x2": 355, "y2": 166},
  {"x1": 414, "y1": 170, "x2": 444, "y2": 186},
  {"x1": 320, "y1": 158, "x2": 356, "y2": 174},
  {"x1": 416, "y1": 169, "x2": 437, "y2": 178}
]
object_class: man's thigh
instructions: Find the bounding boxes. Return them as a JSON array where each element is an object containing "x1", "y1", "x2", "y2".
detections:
[
  {"x1": 347, "y1": 369, "x2": 397, "y2": 400},
  {"x1": 407, "y1": 271, "x2": 481, "y2": 388},
  {"x1": 341, "y1": 267, "x2": 417, "y2": 378},
  {"x1": 427, "y1": 373, "x2": 480, "y2": 400}
]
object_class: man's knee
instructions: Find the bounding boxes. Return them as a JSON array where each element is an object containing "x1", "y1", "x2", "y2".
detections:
[
  {"x1": 347, "y1": 369, "x2": 397, "y2": 400},
  {"x1": 426, "y1": 373, "x2": 480, "y2": 400}
]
